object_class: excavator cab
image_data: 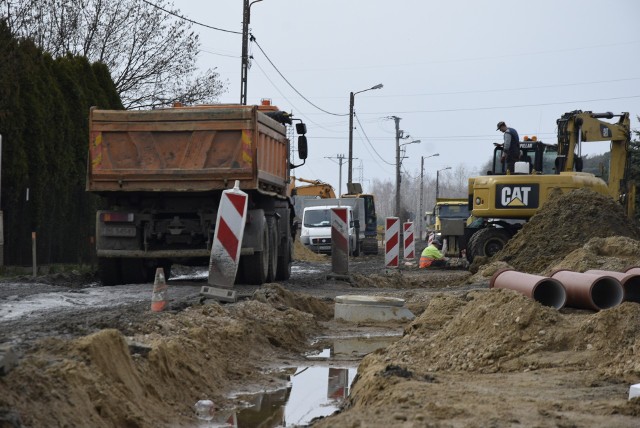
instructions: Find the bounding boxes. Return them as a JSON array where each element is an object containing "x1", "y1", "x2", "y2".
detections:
[{"x1": 489, "y1": 139, "x2": 555, "y2": 176}]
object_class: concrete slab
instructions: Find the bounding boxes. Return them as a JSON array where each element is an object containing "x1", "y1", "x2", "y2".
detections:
[
  {"x1": 0, "y1": 343, "x2": 17, "y2": 375},
  {"x1": 335, "y1": 295, "x2": 406, "y2": 307},
  {"x1": 200, "y1": 286, "x2": 237, "y2": 303},
  {"x1": 334, "y1": 295, "x2": 414, "y2": 322}
]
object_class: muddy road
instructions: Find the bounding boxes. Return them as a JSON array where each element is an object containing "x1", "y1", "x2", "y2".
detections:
[{"x1": 1, "y1": 227, "x2": 640, "y2": 427}]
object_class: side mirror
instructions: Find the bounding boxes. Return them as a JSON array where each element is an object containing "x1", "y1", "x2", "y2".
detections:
[
  {"x1": 298, "y1": 135, "x2": 308, "y2": 160},
  {"x1": 295, "y1": 123, "x2": 307, "y2": 135}
]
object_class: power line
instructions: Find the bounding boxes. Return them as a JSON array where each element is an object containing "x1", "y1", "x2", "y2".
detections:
[
  {"x1": 252, "y1": 58, "x2": 339, "y2": 133},
  {"x1": 250, "y1": 34, "x2": 348, "y2": 117},
  {"x1": 199, "y1": 48, "x2": 240, "y2": 58},
  {"x1": 355, "y1": 114, "x2": 394, "y2": 166},
  {"x1": 139, "y1": 0, "x2": 241, "y2": 34},
  {"x1": 304, "y1": 95, "x2": 640, "y2": 116}
]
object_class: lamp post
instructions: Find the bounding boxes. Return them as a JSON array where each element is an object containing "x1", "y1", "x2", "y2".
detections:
[
  {"x1": 348, "y1": 83, "x2": 383, "y2": 188},
  {"x1": 436, "y1": 166, "x2": 452, "y2": 199},
  {"x1": 419, "y1": 153, "x2": 439, "y2": 241},
  {"x1": 395, "y1": 139, "x2": 420, "y2": 221}
]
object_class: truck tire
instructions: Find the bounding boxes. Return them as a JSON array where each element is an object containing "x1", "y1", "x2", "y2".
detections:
[
  {"x1": 243, "y1": 218, "x2": 269, "y2": 285},
  {"x1": 468, "y1": 228, "x2": 511, "y2": 260},
  {"x1": 98, "y1": 258, "x2": 122, "y2": 286},
  {"x1": 266, "y1": 217, "x2": 278, "y2": 283},
  {"x1": 276, "y1": 223, "x2": 292, "y2": 281},
  {"x1": 120, "y1": 259, "x2": 148, "y2": 284}
]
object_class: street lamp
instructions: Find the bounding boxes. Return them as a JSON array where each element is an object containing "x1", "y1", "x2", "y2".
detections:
[
  {"x1": 419, "y1": 153, "x2": 439, "y2": 241},
  {"x1": 348, "y1": 83, "x2": 383, "y2": 189},
  {"x1": 395, "y1": 139, "x2": 421, "y2": 221},
  {"x1": 436, "y1": 166, "x2": 452, "y2": 199}
]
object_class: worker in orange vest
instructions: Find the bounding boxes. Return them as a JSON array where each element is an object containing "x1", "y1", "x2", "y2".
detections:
[{"x1": 419, "y1": 237, "x2": 447, "y2": 268}]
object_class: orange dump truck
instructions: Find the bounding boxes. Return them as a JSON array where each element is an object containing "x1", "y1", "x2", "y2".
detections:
[{"x1": 86, "y1": 103, "x2": 308, "y2": 286}]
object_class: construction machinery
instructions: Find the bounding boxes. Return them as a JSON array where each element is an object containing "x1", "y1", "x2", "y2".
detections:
[
  {"x1": 290, "y1": 177, "x2": 336, "y2": 221},
  {"x1": 341, "y1": 183, "x2": 379, "y2": 255},
  {"x1": 465, "y1": 110, "x2": 633, "y2": 261},
  {"x1": 430, "y1": 198, "x2": 470, "y2": 257},
  {"x1": 87, "y1": 102, "x2": 308, "y2": 286}
]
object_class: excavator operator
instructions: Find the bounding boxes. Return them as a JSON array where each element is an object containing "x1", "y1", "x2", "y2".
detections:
[{"x1": 496, "y1": 121, "x2": 520, "y2": 174}]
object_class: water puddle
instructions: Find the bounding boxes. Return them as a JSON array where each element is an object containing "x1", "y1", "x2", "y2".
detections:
[
  {"x1": 309, "y1": 332, "x2": 403, "y2": 360},
  {"x1": 195, "y1": 333, "x2": 400, "y2": 427},
  {"x1": 205, "y1": 366, "x2": 356, "y2": 427}
]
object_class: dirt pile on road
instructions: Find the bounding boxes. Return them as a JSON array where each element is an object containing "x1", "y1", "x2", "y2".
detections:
[
  {"x1": 293, "y1": 239, "x2": 327, "y2": 262},
  {"x1": 314, "y1": 289, "x2": 640, "y2": 427},
  {"x1": 0, "y1": 295, "x2": 327, "y2": 427},
  {"x1": 252, "y1": 283, "x2": 333, "y2": 320},
  {"x1": 493, "y1": 188, "x2": 640, "y2": 274}
]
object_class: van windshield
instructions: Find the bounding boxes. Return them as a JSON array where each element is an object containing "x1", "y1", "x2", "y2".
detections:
[{"x1": 303, "y1": 210, "x2": 332, "y2": 227}]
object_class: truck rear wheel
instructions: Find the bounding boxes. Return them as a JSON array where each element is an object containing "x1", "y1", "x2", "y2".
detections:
[
  {"x1": 276, "y1": 235, "x2": 292, "y2": 280},
  {"x1": 468, "y1": 228, "x2": 511, "y2": 260},
  {"x1": 98, "y1": 258, "x2": 122, "y2": 286},
  {"x1": 120, "y1": 259, "x2": 148, "y2": 284},
  {"x1": 243, "y1": 218, "x2": 269, "y2": 285},
  {"x1": 266, "y1": 217, "x2": 278, "y2": 283}
]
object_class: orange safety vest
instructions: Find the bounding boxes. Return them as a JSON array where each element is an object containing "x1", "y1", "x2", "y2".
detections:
[{"x1": 419, "y1": 244, "x2": 443, "y2": 268}]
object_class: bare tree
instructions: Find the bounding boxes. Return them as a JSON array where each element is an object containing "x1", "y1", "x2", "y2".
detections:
[{"x1": 3, "y1": 0, "x2": 227, "y2": 109}]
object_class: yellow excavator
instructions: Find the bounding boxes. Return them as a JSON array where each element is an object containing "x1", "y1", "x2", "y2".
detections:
[
  {"x1": 290, "y1": 177, "x2": 336, "y2": 199},
  {"x1": 464, "y1": 110, "x2": 633, "y2": 261}
]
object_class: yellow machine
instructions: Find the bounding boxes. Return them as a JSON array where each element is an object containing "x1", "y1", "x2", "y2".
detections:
[
  {"x1": 341, "y1": 192, "x2": 379, "y2": 255},
  {"x1": 465, "y1": 110, "x2": 633, "y2": 261},
  {"x1": 430, "y1": 198, "x2": 469, "y2": 257},
  {"x1": 290, "y1": 177, "x2": 336, "y2": 199}
]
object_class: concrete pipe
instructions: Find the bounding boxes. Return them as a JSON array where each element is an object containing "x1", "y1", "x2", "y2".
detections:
[
  {"x1": 585, "y1": 269, "x2": 640, "y2": 303},
  {"x1": 550, "y1": 270, "x2": 623, "y2": 311},
  {"x1": 489, "y1": 268, "x2": 567, "y2": 309}
]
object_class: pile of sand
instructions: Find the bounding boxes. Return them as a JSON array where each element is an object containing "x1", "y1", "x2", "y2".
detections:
[
  {"x1": 493, "y1": 188, "x2": 640, "y2": 274},
  {"x1": 382, "y1": 289, "x2": 640, "y2": 376},
  {"x1": 293, "y1": 239, "x2": 327, "y2": 262}
]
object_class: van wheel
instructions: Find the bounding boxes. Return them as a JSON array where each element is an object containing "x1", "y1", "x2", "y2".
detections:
[{"x1": 352, "y1": 239, "x2": 361, "y2": 257}]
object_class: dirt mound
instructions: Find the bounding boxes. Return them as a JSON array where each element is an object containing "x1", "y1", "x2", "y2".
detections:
[
  {"x1": 0, "y1": 300, "x2": 322, "y2": 427},
  {"x1": 252, "y1": 283, "x2": 333, "y2": 320},
  {"x1": 293, "y1": 239, "x2": 327, "y2": 262},
  {"x1": 359, "y1": 289, "x2": 640, "y2": 377},
  {"x1": 314, "y1": 290, "x2": 640, "y2": 427},
  {"x1": 493, "y1": 188, "x2": 640, "y2": 274},
  {"x1": 545, "y1": 235, "x2": 640, "y2": 274}
]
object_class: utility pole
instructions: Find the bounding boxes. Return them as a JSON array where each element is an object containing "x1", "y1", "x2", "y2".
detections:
[
  {"x1": 240, "y1": 0, "x2": 263, "y2": 105},
  {"x1": 326, "y1": 154, "x2": 345, "y2": 197},
  {"x1": 419, "y1": 156, "x2": 424, "y2": 242},
  {"x1": 393, "y1": 116, "x2": 401, "y2": 219}
]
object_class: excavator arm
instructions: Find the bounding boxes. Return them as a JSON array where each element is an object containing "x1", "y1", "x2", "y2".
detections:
[
  {"x1": 556, "y1": 111, "x2": 631, "y2": 208},
  {"x1": 290, "y1": 176, "x2": 336, "y2": 198}
]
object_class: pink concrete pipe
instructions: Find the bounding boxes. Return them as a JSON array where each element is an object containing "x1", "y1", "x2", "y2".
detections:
[
  {"x1": 585, "y1": 269, "x2": 640, "y2": 303},
  {"x1": 489, "y1": 269, "x2": 567, "y2": 309},
  {"x1": 550, "y1": 270, "x2": 623, "y2": 311}
]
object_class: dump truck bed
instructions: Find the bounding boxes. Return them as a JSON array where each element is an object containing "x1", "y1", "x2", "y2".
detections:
[{"x1": 87, "y1": 105, "x2": 289, "y2": 193}]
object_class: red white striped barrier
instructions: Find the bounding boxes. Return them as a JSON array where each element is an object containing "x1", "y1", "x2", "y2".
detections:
[
  {"x1": 331, "y1": 207, "x2": 349, "y2": 274},
  {"x1": 385, "y1": 217, "x2": 399, "y2": 268},
  {"x1": 208, "y1": 180, "x2": 248, "y2": 287},
  {"x1": 403, "y1": 222, "x2": 415, "y2": 260}
]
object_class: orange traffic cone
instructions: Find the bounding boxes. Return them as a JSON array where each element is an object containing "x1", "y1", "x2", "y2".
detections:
[{"x1": 151, "y1": 267, "x2": 168, "y2": 312}]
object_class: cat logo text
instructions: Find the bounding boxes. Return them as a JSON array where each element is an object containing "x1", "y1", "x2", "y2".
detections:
[{"x1": 495, "y1": 184, "x2": 540, "y2": 209}]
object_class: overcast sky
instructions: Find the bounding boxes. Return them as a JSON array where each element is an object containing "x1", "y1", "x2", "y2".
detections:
[{"x1": 175, "y1": 0, "x2": 640, "y2": 193}]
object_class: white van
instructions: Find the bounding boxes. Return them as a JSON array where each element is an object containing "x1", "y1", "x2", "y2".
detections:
[{"x1": 299, "y1": 205, "x2": 359, "y2": 255}]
